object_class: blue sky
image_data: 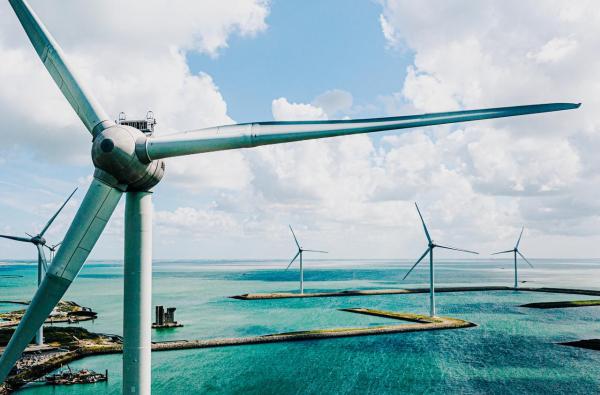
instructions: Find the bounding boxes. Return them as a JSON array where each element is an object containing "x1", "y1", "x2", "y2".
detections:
[
  {"x1": 189, "y1": 0, "x2": 410, "y2": 122},
  {"x1": 0, "y1": 1, "x2": 598, "y2": 261}
]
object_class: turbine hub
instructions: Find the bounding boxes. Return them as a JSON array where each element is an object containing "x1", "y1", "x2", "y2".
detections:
[
  {"x1": 31, "y1": 236, "x2": 45, "y2": 245},
  {"x1": 92, "y1": 125, "x2": 165, "y2": 191}
]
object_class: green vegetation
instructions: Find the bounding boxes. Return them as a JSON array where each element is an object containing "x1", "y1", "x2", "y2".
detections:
[
  {"x1": 340, "y1": 308, "x2": 444, "y2": 323},
  {"x1": 0, "y1": 300, "x2": 96, "y2": 327},
  {"x1": 0, "y1": 327, "x2": 104, "y2": 348}
]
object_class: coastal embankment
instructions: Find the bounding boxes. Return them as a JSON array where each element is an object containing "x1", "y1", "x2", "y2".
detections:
[
  {"x1": 1, "y1": 309, "x2": 474, "y2": 391},
  {"x1": 232, "y1": 286, "x2": 600, "y2": 300}
]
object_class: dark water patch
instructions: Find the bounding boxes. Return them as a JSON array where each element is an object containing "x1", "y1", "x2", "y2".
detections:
[{"x1": 462, "y1": 377, "x2": 600, "y2": 395}]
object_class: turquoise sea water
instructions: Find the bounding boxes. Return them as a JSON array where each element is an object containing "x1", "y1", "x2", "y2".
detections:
[{"x1": 3, "y1": 258, "x2": 600, "y2": 394}]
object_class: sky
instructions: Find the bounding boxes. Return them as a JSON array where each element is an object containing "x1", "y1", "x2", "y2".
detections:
[{"x1": 0, "y1": 0, "x2": 598, "y2": 261}]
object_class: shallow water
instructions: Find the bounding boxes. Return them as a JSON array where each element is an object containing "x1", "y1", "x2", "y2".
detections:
[{"x1": 3, "y1": 259, "x2": 600, "y2": 394}]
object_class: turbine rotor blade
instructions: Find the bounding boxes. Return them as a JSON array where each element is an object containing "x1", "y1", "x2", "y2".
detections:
[
  {"x1": 0, "y1": 234, "x2": 32, "y2": 243},
  {"x1": 144, "y1": 103, "x2": 581, "y2": 160},
  {"x1": 517, "y1": 251, "x2": 534, "y2": 268},
  {"x1": 402, "y1": 248, "x2": 430, "y2": 280},
  {"x1": 0, "y1": 178, "x2": 123, "y2": 382},
  {"x1": 515, "y1": 226, "x2": 525, "y2": 249},
  {"x1": 39, "y1": 187, "x2": 78, "y2": 237},
  {"x1": 491, "y1": 249, "x2": 514, "y2": 255},
  {"x1": 436, "y1": 244, "x2": 479, "y2": 255},
  {"x1": 302, "y1": 249, "x2": 328, "y2": 253},
  {"x1": 414, "y1": 202, "x2": 432, "y2": 243},
  {"x1": 289, "y1": 225, "x2": 301, "y2": 249},
  {"x1": 36, "y1": 244, "x2": 48, "y2": 272},
  {"x1": 9, "y1": 0, "x2": 113, "y2": 135},
  {"x1": 285, "y1": 251, "x2": 301, "y2": 270}
]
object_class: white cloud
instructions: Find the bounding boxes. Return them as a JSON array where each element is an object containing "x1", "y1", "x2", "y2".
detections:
[
  {"x1": 156, "y1": 206, "x2": 241, "y2": 236},
  {"x1": 313, "y1": 89, "x2": 353, "y2": 118},
  {"x1": 527, "y1": 37, "x2": 578, "y2": 64},
  {"x1": 271, "y1": 97, "x2": 328, "y2": 121},
  {"x1": 376, "y1": 0, "x2": 600, "y2": 256},
  {"x1": 379, "y1": 14, "x2": 400, "y2": 49}
]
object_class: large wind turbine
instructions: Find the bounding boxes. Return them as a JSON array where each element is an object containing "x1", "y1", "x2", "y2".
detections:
[
  {"x1": 286, "y1": 226, "x2": 327, "y2": 294},
  {"x1": 403, "y1": 203, "x2": 479, "y2": 317},
  {"x1": 492, "y1": 227, "x2": 533, "y2": 288},
  {"x1": 0, "y1": 188, "x2": 76, "y2": 346},
  {"x1": 0, "y1": 0, "x2": 580, "y2": 391}
]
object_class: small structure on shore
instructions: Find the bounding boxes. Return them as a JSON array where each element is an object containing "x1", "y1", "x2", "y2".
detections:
[{"x1": 152, "y1": 306, "x2": 183, "y2": 329}]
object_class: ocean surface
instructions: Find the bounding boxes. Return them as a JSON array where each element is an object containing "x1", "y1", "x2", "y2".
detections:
[{"x1": 2, "y1": 258, "x2": 600, "y2": 394}]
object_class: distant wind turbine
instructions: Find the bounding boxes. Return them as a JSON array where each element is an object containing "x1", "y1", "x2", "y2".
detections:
[
  {"x1": 0, "y1": 188, "x2": 76, "y2": 345},
  {"x1": 492, "y1": 227, "x2": 533, "y2": 288},
  {"x1": 403, "y1": 203, "x2": 479, "y2": 316},
  {"x1": 286, "y1": 225, "x2": 327, "y2": 294},
  {"x1": 46, "y1": 241, "x2": 63, "y2": 262}
]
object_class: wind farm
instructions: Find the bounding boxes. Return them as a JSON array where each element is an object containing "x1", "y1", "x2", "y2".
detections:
[{"x1": 1, "y1": 1, "x2": 599, "y2": 394}]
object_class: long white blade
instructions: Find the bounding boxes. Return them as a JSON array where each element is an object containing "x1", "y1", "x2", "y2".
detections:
[
  {"x1": 0, "y1": 234, "x2": 31, "y2": 243},
  {"x1": 0, "y1": 178, "x2": 123, "y2": 383},
  {"x1": 39, "y1": 187, "x2": 77, "y2": 237},
  {"x1": 414, "y1": 202, "x2": 432, "y2": 243},
  {"x1": 289, "y1": 225, "x2": 301, "y2": 249},
  {"x1": 491, "y1": 249, "x2": 513, "y2": 255},
  {"x1": 402, "y1": 248, "x2": 430, "y2": 280},
  {"x1": 302, "y1": 249, "x2": 328, "y2": 253},
  {"x1": 9, "y1": 0, "x2": 112, "y2": 135},
  {"x1": 285, "y1": 251, "x2": 301, "y2": 270},
  {"x1": 515, "y1": 226, "x2": 525, "y2": 249},
  {"x1": 36, "y1": 244, "x2": 48, "y2": 272},
  {"x1": 436, "y1": 244, "x2": 479, "y2": 255},
  {"x1": 517, "y1": 251, "x2": 534, "y2": 268},
  {"x1": 144, "y1": 103, "x2": 580, "y2": 160}
]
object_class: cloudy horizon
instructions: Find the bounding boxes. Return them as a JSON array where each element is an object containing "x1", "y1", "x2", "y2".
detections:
[{"x1": 1, "y1": 0, "x2": 598, "y2": 261}]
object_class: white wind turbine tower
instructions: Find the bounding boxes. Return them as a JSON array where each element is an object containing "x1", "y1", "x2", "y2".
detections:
[
  {"x1": 0, "y1": 0, "x2": 580, "y2": 391},
  {"x1": 492, "y1": 227, "x2": 533, "y2": 288},
  {"x1": 0, "y1": 188, "x2": 76, "y2": 346},
  {"x1": 403, "y1": 203, "x2": 479, "y2": 317},
  {"x1": 286, "y1": 225, "x2": 327, "y2": 294}
]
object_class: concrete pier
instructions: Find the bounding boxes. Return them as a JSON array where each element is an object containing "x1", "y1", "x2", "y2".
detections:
[
  {"x1": 231, "y1": 286, "x2": 514, "y2": 300},
  {"x1": 232, "y1": 286, "x2": 600, "y2": 300}
]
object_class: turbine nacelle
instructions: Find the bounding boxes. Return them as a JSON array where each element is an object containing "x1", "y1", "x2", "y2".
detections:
[
  {"x1": 30, "y1": 235, "x2": 46, "y2": 245},
  {"x1": 92, "y1": 125, "x2": 165, "y2": 191}
]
